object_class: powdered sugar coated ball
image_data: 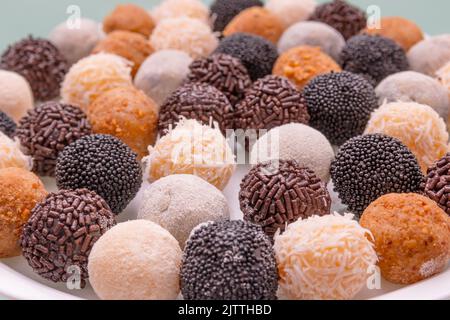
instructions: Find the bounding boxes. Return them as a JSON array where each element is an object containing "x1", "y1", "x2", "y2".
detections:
[
  {"x1": 437, "y1": 61, "x2": 450, "y2": 99},
  {"x1": 265, "y1": 0, "x2": 317, "y2": 28},
  {"x1": 151, "y1": 0, "x2": 210, "y2": 24},
  {"x1": 0, "y1": 70, "x2": 33, "y2": 122},
  {"x1": 408, "y1": 35, "x2": 450, "y2": 76}
]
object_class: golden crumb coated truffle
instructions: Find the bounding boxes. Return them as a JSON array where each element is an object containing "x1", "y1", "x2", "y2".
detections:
[
  {"x1": 103, "y1": 4, "x2": 155, "y2": 37},
  {"x1": 87, "y1": 86, "x2": 158, "y2": 159},
  {"x1": 92, "y1": 31, "x2": 154, "y2": 77},
  {"x1": 360, "y1": 193, "x2": 450, "y2": 285},
  {"x1": 223, "y1": 7, "x2": 285, "y2": 44},
  {"x1": 0, "y1": 167, "x2": 47, "y2": 258},
  {"x1": 273, "y1": 46, "x2": 341, "y2": 89}
]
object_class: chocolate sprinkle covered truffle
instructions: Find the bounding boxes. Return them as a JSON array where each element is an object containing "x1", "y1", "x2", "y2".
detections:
[
  {"x1": 55, "y1": 134, "x2": 142, "y2": 214},
  {"x1": 210, "y1": 0, "x2": 263, "y2": 32},
  {"x1": 331, "y1": 134, "x2": 424, "y2": 216},
  {"x1": 0, "y1": 36, "x2": 68, "y2": 101},
  {"x1": 423, "y1": 153, "x2": 450, "y2": 216},
  {"x1": 180, "y1": 220, "x2": 278, "y2": 300},
  {"x1": 214, "y1": 33, "x2": 278, "y2": 81},
  {"x1": 240, "y1": 160, "x2": 331, "y2": 238},
  {"x1": 340, "y1": 34, "x2": 409, "y2": 86},
  {"x1": 186, "y1": 53, "x2": 252, "y2": 106},
  {"x1": 20, "y1": 189, "x2": 115, "y2": 285},
  {"x1": 0, "y1": 111, "x2": 16, "y2": 138},
  {"x1": 16, "y1": 102, "x2": 92, "y2": 176},
  {"x1": 303, "y1": 71, "x2": 377, "y2": 146}
]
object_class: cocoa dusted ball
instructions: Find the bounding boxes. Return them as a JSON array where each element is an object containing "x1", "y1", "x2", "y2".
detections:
[
  {"x1": 423, "y1": 153, "x2": 450, "y2": 216},
  {"x1": 303, "y1": 71, "x2": 377, "y2": 146},
  {"x1": 331, "y1": 134, "x2": 424, "y2": 216},
  {"x1": 180, "y1": 220, "x2": 278, "y2": 300},
  {"x1": 20, "y1": 189, "x2": 116, "y2": 285},
  {"x1": 158, "y1": 82, "x2": 233, "y2": 136},
  {"x1": 16, "y1": 102, "x2": 92, "y2": 176},
  {"x1": 0, "y1": 36, "x2": 68, "y2": 101},
  {"x1": 210, "y1": 0, "x2": 263, "y2": 32},
  {"x1": 240, "y1": 160, "x2": 331, "y2": 238},
  {"x1": 0, "y1": 111, "x2": 16, "y2": 138},
  {"x1": 55, "y1": 134, "x2": 142, "y2": 214},
  {"x1": 186, "y1": 53, "x2": 252, "y2": 105}
]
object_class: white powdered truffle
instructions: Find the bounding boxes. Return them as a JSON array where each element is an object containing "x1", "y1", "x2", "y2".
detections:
[
  {"x1": 0, "y1": 70, "x2": 33, "y2": 122},
  {"x1": 151, "y1": 0, "x2": 210, "y2": 24},
  {"x1": 408, "y1": 34, "x2": 450, "y2": 76},
  {"x1": 265, "y1": 0, "x2": 317, "y2": 28}
]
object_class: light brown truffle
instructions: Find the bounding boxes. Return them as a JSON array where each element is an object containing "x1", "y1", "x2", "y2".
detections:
[{"x1": 103, "y1": 4, "x2": 155, "y2": 37}]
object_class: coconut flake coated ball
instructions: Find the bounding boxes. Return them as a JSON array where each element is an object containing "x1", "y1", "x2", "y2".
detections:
[
  {"x1": 150, "y1": 17, "x2": 218, "y2": 59},
  {"x1": 365, "y1": 101, "x2": 449, "y2": 173},
  {"x1": 0, "y1": 168, "x2": 47, "y2": 258},
  {"x1": 408, "y1": 35, "x2": 450, "y2": 76},
  {"x1": 88, "y1": 220, "x2": 182, "y2": 300},
  {"x1": 274, "y1": 212, "x2": 378, "y2": 300},
  {"x1": 138, "y1": 174, "x2": 229, "y2": 247},
  {"x1": 134, "y1": 50, "x2": 193, "y2": 106},
  {"x1": 0, "y1": 111, "x2": 16, "y2": 138},
  {"x1": 210, "y1": 0, "x2": 263, "y2": 32},
  {"x1": 61, "y1": 53, "x2": 132, "y2": 111},
  {"x1": 360, "y1": 193, "x2": 450, "y2": 284},
  {"x1": 103, "y1": 4, "x2": 155, "y2": 37},
  {"x1": 277, "y1": 21, "x2": 345, "y2": 61},
  {"x1": 0, "y1": 132, "x2": 31, "y2": 170},
  {"x1": 49, "y1": 18, "x2": 104, "y2": 66},
  {"x1": 0, "y1": 70, "x2": 33, "y2": 122},
  {"x1": 265, "y1": 0, "x2": 317, "y2": 28},
  {"x1": 152, "y1": 0, "x2": 210, "y2": 24},
  {"x1": 250, "y1": 123, "x2": 334, "y2": 182}
]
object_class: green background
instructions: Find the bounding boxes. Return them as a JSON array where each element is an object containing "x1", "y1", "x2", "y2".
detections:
[{"x1": 0, "y1": 0, "x2": 449, "y2": 52}]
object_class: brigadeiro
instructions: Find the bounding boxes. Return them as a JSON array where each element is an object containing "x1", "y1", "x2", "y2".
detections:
[
  {"x1": 0, "y1": 111, "x2": 16, "y2": 138},
  {"x1": 210, "y1": 0, "x2": 263, "y2": 32},
  {"x1": 303, "y1": 71, "x2": 377, "y2": 146},
  {"x1": 240, "y1": 160, "x2": 331, "y2": 238},
  {"x1": 103, "y1": 3, "x2": 155, "y2": 37},
  {"x1": 423, "y1": 153, "x2": 450, "y2": 216},
  {"x1": 331, "y1": 134, "x2": 424, "y2": 216},
  {"x1": 55, "y1": 134, "x2": 142, "y2": 214},
  {"x1": 158, "y1": 82, "x2": 233, "y2": 136},
  {"x1": 20, "y1": 189, "x2": 116, "y2": 285},
  {"x1": 186, "y1": 53, "x2": 252, "y2": 106},
  {"x1": 340, "y1": 34, "x2": 409, "y2": 86},
  {"x1": 265, "y1": 0, "x2": 317, "y2": 28},
  {"x1": 16, "y1": 102, "x2": 92, "y2": 177},
  {"x1": 309, "y1": 0, "x2": 366, "y2": 40},
  {"x1": 214, "y1": 33, "x2": 278, "y2": 81},
  {"x1": 180, "y1": 220, "x2": 278, "y2": 300},
  {"x1": 1, "y1": 36, "x2": 68, "y2": 101}
]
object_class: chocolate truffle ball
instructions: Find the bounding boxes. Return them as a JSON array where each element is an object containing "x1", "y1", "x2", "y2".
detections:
[
  {"x1": 180, "y1": 220, "x2": 278, "y2": 300},
  {"x1": 423, "y1": 153, "x2": 450, "y2": 216},
  {"x1": 0, "y1": 111, "x2": 16, "y2": 138},
  {"x1": 187, "y1": 53, "x2": 252, "y2": 106},
  {"x1": 1, "y1": 36, "x2": 68, "y2": 101},
  {"x1": 16, "y1": 102, "x2": 92, "y2": 176},
  {"x1": 303, "y1": 71, "x2": 377, "y2": 146},
  {"x1": 55, "y1": 134, "x2": 142, "y2": 214},
  {"x1": 240, "y1": 160, "x2": 331, "y2": 238},
  {"x1": 0, "y1": 70, "x2": 33, "y2": 122},
  {"x1": 214, "y1": 33, "x2": 278, "y2": 81},
  {"x1": 103, "y1": 4, "x2": 155, "y2": 37},
  {"x1": 408, "y1": 35, "x2": 450, "y2": 76},
  {"x1": 340, "y1": 34, "x2": 409, "y2": 86},
  {"x1": 331, "y1": 134, "x2": 424, "y2": 216},
  {"x1": 158, "y1": 82, "x2": 233, "y2": 136},
  {"x1": 234, "y1": 75, "x2": 310, "y2": 132},
  {"x1": 20, "y1": 189, "x2": 115, "y2": 284},
  {"x1": 309, "y1": 0, "x2": 366, "y2": 40},
  {"x1": 210, "y1": 0, "x2": 263, "y2": 32}
]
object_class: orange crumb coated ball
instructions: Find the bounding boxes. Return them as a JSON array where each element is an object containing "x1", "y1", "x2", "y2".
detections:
[
  {"x1": 87, "y1": 86, "x2": 159, "y2": 159},
  {"x1": 103, "y1": 4, "x2": 155, "y2": 37},
  {"x1": 223, "y1": 7, "x2": 285, "y2": 44},
  {"x1": 273, "y1": 46, "x2": 341, "y2": 89},
  {"x1": 360, "y1": 193, "x2": 450, "y2": 285},
  {"x1": 0, "y1": 167, "x2": 47, "y2": 258}
]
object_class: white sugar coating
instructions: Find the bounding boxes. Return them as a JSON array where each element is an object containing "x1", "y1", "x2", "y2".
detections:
[
  {"x1": 375, "y1": 71, "x2": 449, "y2": 121},
  {"x1": 265, "y1": 0, "x2": 317, "y2": 28},
  {"x1": 250, "y1": 123, "x2": 334, "y2": 182},
  {"x1": 150, "y1": 17, "x2": 218, "y2": 59},
  {"x1": 277, "y1": 21, "x2": 345, "y2": 60},
  {"x1": 49, "y1": 18, "x2": 105, "y2": 66},
  {"x1": 134, "y1": 50, "x2": 193, "y2": 106},
  {"x1": 88, "y1": 220, "x2": 182, "y2": 300},
  {"x1": 274, "y1": 212, "x2": 378, "y2": 300},
  {"x1": 61, "y1": 53, "x2": 132, "y2": 111},
  {"x1": 437, "y1": 61, "x2": 450, "y2": 98},
  {"x1": 151, "y1": 0, "x2": 210, "y2": 24},
  {"x1": 138, "y1": 174, "x2": 229, "y2": 247},
  {"x1": 0, "y1": 132, "x2": 31, "y2": 170},
  {"x1": 0, "y1": 70, "x2": 33, "y2": 122},
  {"x1": 408, "y1": 34, "x2": 450, "y2": 76}
]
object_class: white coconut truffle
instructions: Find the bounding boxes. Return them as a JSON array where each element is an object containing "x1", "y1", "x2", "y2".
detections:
[
  {"x1": 250, "y1": 123, "x2": 334, "y2": 182},
  {"x1": 138, "y1": 174, "x2": 229, "y2": 247},
  {"x1": 265, "y1": 0, "x2": 317, "y2": 28},
  {"x1": 134, "y1": 50, "x2": 193, "y2": 106},
  {"x1": 0, "y1": 70, "x2": 33, "y2": 122},
  {"x1": 49, "y1": 18, "x2": 104, "y2": 66},
  {"x1": 151, "y1": 0, "x2": 210, "y2": 24},
  {"x1": 376, "y1": 71, "x2": 449, "y2": 121},
  {"x1": 88, "y1": 220, "x2": 182, "y2": 300},
  {"x1": 0, "y1": 132, "x2": 31, "y2": 170},
  {"x1": 277, "y1": 21, "x2": 345, "y2": 60},
  {"x1": 408, "y1": 34, "x2": 450, "y2": 76}
]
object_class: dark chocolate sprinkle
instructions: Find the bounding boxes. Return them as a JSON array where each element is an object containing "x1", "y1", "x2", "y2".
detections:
[
  {"x1": 0, "y1": 111, "x2": 16, "y2": 138},
  {"x1": 423, "y1": 153, "x2": 450, "y2": 216}
]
